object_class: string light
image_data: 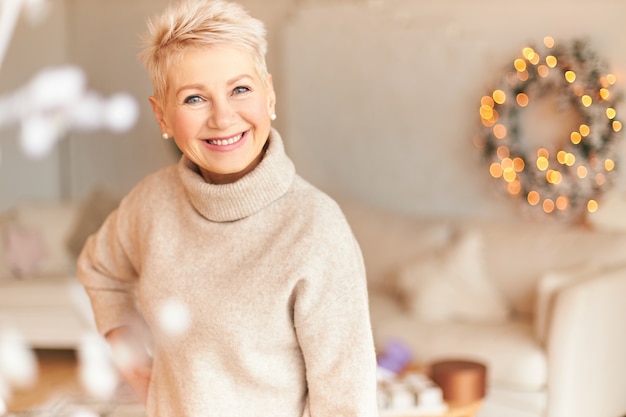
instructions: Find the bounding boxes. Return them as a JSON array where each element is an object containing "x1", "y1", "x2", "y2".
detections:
[{"x1": 476, "y1": 37, "x2": 623, "y2": 221}]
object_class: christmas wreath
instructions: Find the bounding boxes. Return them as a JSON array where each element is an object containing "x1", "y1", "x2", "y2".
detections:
[{"x1": 475, "y1": 37, "x2": 623, "y2": 221}]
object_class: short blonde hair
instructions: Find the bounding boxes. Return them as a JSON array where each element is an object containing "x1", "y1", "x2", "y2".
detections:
[{"x1": 139, "y1": 0, "x2": 268, "y2": 101}]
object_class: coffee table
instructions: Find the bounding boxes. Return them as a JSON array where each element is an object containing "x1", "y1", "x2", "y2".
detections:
[
  {"x1": 382, "y1": 400, "x2": 482, "y2": 417},
  {"x1": 439, "y1": 400, "x2": 482, "y2": 417}
]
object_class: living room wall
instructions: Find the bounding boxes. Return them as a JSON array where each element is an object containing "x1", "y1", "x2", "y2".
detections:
[
  {"x1": 0, "y1": 1, "x2": 70, "y2": 210},
  {"x1": 1, "y1": 0, "x2": 625, "y2": 222}
]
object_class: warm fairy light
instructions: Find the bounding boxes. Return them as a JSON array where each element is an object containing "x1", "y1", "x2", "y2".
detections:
[
  {"x1": 492, "y1": 90, "x2": 506, "y2": 104},
  {"x1": 517, "y1": 70, "x2": 529, "y2": 81},
  {"x1": 507, "y1": 180, "x2": 521, "y2": 195},
  {"x1": 607, "y1": 74, "x2": 617, "y2": 85},
  {"x1": 530, "y1": 55, "x2": 540, "y2": 65},
  {"x1": 516, "y1": 93, "x2": 529, "y2": 107},
  {"x1": 600, "y1": 88, "x2": 610, "y2": 100},
  {"x1": 490, "y1": 162, "x2": 503, "y2": 178},
  {"x1": 596, "y1": 173, "x2": 606, "y2": 186},
  {"x1": 480, "y1": 105, "x2": 494, "y2": 120},
  {"x1": 497, "y1": 146, "x2": 510, "y2": 159},
  {"x1": 605, "y1": 159, "x2": 615, "y2": 171},
  {"x1": 514, "y1": 58, "x2": 527, "y2": 72},
  {"x1": 581, "y1": 95, "x2": 592, "y2": 107},
  {"x1": 613, "y1": 120, "x2": 623, "y2": 132},
  {"x1": 546, "y1": 170, "x2": 562, "y2": 184},
  {"x1": 513, "y1": 157, "x2": 525, "y2": 172},
  {"x1": 536, "y1": 156, "x2": 549, "y2": 171},
  {"x1": 528, "y1": 191, "x2": 540, "y2": 205},
  {"x1": 546, "y1": 55, "x2": 557, "y2": 67},
  {"x1": 481, "y1": 116, "x2": 495, "y2": 127},
  {"x1": 493, "y1": 124, "x2": 507, "y2": 139},
  {"x1": 556, "y1": 196, "x2": 569, "y2": 211},
  {"x1": 481, "y1": 96, "x2": 495, "y2": 107},
  {"x1": 600, "y1": 76, "x2": 610, "y2": 88},
  {"x1": 587, "y1": 200, "x2": 599, "y2": 213},
  {"x1": 557, "y1": 151, "x2": 575, "y2": 166},
  {"x1": 579, "y1": 124, "x2": 590, "y2": 137},
  {"x1": 543, "y1": 36, "x2": 555, "y2": 48},
  {"x1": 501, "y1": 157, "x2": 513, "y2": 169},
  {"x1": 606, "y1": 108, "x2": 617, "y2": 119},
  {"x1": 543, "y1": 199, "x2": 555, "y2": 213},
  {"x1": 503, "y1": 167, "x2": 516, "y2": 182},
  {"x1": 522, "y1": 47, "x2": 535, "y2": 60},
  {"x1": 573, "y1": 84, "x2": 584, "y2": 96},
  {"x1": 537, "y1": 65, "x2": 549, "y2": 77},
  {"x1": 565, "y1": 71, "x2": 576, "y2": 83},
  {"x1": 577, "y1": 165, "x2": 588, "y2": 178},
  {"x1": 537, "y1": 148, "x2": 549, "y2": 158},
  {"x1": 570, "y1": 131, "x2": 582, "y2": 144}
]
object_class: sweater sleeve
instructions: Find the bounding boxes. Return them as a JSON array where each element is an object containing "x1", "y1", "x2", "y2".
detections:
[
  {"x1": 293, "y1": 215, "x2": 379, "y2": 416},
  {"x1": 77, "y1": 198, "x2": 144, "y2": 337}
]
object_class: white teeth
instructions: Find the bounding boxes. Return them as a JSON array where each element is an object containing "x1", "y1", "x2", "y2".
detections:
[{"x1": 208, "y1": 133, "x2": 242, "y2": 146}]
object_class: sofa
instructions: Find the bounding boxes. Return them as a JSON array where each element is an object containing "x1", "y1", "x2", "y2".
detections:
[
  {"x1": 335, "y1": 195, "x2": 626, "y2": 417},
  {"x1": 0, "y1": 188, "x2": 118, "y2": 349},
  {"x1": 3, "y1": 188, "x2": 626, "y2": 417}
]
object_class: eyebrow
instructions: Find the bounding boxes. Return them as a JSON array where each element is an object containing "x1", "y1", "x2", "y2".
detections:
[{"x1": 175, "y1": 74, "x2": 256, "y2": 96}]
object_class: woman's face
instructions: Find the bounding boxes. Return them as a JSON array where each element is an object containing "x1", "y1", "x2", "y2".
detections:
[{"x1": 150, "y1": 46, "x2": 276, "y2": 184}]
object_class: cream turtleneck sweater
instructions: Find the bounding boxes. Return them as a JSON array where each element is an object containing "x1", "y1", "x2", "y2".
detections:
[{"x1": 77, "y1": 130, "x2": 379, "y2": 417}]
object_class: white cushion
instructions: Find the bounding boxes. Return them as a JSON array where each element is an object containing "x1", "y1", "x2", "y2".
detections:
[
  {"x1": 369, "y1": 292, "x2": 547, "y2": 392},
  {"x1": 335, "y1": 195, "x2": 453, "y2": 291},
  {"x1": 393, "y1": 230, "x2": 510, "y2": 323}
]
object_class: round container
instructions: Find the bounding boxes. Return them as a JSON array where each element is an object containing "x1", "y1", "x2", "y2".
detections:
[{"x1": 429, "y1": 359, "x2": 487, "y2": 405}]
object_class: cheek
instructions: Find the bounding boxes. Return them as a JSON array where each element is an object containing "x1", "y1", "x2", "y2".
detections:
[{"x1": 170, "y1": 110, "x2": 204, "y2": 139}]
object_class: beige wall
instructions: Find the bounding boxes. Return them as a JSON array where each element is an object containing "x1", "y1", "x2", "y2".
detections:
[
  {"x1": 281, "y1": 0, "x2": 626, "y2": 221},
  {"x1": 0, "y1": 0, "x2": 70, "y2": 209},
  {"x1": 1, "y1": 0, "x2": 625, "y2": 222}
]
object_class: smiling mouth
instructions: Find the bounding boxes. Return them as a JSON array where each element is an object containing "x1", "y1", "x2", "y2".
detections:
[{"x1": 205, "y1": 132, "x2": 244, "y2": 146}]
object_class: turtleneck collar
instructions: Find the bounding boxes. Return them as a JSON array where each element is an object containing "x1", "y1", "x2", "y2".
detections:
[{"x1": 177, "y1": 128, "x2": 296, "y2": 222}]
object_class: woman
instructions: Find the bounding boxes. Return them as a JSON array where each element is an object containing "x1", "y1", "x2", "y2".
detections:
[{"x1": 77, "y1": 0, "x2": 379, "y2": 416}]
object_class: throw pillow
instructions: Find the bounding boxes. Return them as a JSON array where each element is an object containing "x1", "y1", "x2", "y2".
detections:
[
  {"x1": 11, "y1": 200, "x2": 80, "y2": 277},
  {"x1": 394, "y1": 230, "x2": 510, "y2": 323},
  {"x1": 66, "y1": 186, "x2": 120, "y2": 258},
  {"x1": 4, "y1": 222, "x2": 46, "y2": 278},
  {"x1": 0, "y1": 210, "x2": 16, "y2": 280}
]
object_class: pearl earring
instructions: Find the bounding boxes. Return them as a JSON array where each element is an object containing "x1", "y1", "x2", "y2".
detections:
[
  {"x1": 162, "y1": 132, "x2": 169, "y2": 140},
  {"x1": 270, "y1": 113, "x2": 277, "y2": 121}
]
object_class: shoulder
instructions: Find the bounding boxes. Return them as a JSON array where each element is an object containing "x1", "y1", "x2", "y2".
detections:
[
  {"x1": 115, "y1": 164, "x2": 181, "y2": 224},
  {"x1": 277, "y1": 176, "x2": 360, "y2": 258},
  {"x1": 288, "y1": 176, "x2": 349, "y2": 227}
]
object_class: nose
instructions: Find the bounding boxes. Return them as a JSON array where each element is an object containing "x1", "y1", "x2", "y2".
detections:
[{"x1": 208, "y1": 98, "x2": 235, "y2": 130}]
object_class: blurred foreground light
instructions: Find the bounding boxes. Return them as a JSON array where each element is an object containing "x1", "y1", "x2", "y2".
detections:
[
  {"x1": 158, "y1": 298, "x2": 192, "y2": 337},
  {"x1": 78, "y1": 333, "x2": 118, "y2": 400},
  {"x1": 0, "y1": 326, "x2": 38, "y2": 389}
]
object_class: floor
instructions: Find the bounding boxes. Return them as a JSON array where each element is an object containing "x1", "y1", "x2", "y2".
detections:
[
  {"x1": 5, "y1": 349, "x2": 145, "y2": 417},
  {"x1": 5, "y1": 349, "x2": 84, "y2": 412}
]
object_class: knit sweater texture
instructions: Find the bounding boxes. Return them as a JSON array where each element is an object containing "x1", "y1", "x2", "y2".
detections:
[{"x1": 77, "y1": 129, "x2": 379, "y2": 417}]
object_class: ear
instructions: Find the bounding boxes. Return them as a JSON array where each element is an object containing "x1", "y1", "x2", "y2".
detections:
[
  {"x1": 266, "y1": 74, "x2": 276, "y2": 116},
  {"x1": 149, "y1": 96, "x2": 170, "y2": 134}
]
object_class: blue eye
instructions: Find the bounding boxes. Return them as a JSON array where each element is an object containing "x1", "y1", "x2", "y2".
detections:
[
  {"x1": 233, "y1": 86, "x2": 251, "y2": 95},
  {"x1": 184, "y1": 95, "x2": 203, "y2": 104}
]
